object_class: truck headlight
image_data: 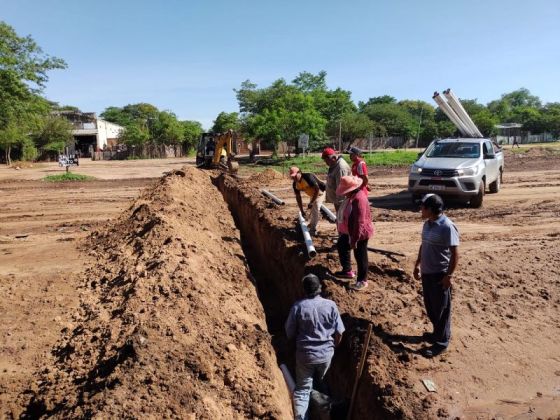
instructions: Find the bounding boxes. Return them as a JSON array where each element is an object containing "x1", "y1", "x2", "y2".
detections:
[
  {"x1": 457, "y1": 166, "x2": 479, "y2": 176},
  {"x1": 411, "y1": 165, "x2": 423, "y2": 174}
]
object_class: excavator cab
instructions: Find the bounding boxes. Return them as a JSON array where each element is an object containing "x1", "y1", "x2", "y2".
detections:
[{"x1": 196, "y1": 130, "x2": 239, "y2": 172}]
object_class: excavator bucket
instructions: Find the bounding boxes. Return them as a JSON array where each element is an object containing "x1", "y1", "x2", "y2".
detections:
[{"x1": 227, "y1": 160, "x2": 239, "y2": 173}]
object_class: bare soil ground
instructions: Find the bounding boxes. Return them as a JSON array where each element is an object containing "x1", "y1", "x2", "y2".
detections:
[
  {"x1": 0, "y1": 147, "x2": 559, "y2": 419},
  {"x1": 253, "y1": 147, "x2": 560, "y2": 419}
]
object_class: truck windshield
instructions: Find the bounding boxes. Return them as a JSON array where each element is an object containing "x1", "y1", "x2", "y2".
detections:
[{"x1": 426, "y1": 142, "x2": 480, "y2": 158}]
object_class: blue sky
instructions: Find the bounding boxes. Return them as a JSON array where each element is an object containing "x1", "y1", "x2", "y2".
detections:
[{"x1": 2, "y1": 0, "x2": 559, "y2": 129}]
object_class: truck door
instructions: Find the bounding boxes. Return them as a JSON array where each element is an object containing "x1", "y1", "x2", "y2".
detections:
[{"x1": 483, "y1": 141, "x2": 498, "y2": 183}]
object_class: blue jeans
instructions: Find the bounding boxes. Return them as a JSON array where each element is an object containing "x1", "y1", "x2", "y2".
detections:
[{"x1": 293, "y1": 358, "x2": 331, "y2": 420}]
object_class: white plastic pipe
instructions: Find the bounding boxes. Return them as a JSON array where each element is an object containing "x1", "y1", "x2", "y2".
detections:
[
  {"x1": 298, "y1": 211, "x2": 317, "y2": 258},
  {"x1": 433, "y1": 92, "x2": 474, "y2": 137},
  {"x1": 443, "y1": 89, "x2": 484, "y2": 138},
  {"x1": 261, "y1": 189, "x2": 285, "y2": 205},
  {"x1": 279, "y1": 364, "x2": 295, "y2": 394},
  {"x1": 320, "y1": 204, "x2": 336, "y2": 223}
]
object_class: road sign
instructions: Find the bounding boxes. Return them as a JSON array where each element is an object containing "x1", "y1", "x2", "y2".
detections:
[
  {"x1": 58, "y1": 154, "x2": 79, "y2": 167},
  {"x1": 298, "y1": 134, "x2": 309, "y2": 149}
]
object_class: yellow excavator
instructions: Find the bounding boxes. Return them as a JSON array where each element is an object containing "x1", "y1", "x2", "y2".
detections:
[{"x1": 196, "y1": 129, "x2": 239, "y2": 172}]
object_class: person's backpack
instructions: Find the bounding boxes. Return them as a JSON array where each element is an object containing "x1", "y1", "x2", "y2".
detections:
[{"x1": 312, "y1": 174, "x2": 326, "y2": 192}]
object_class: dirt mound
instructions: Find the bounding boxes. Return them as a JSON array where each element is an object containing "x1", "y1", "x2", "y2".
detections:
[
  {"x1": 249, "y1": 169, "x2": 285, "y2": 184},
  {"x1": 22, "y1": 167, "x2": 291, "y2": 419}
]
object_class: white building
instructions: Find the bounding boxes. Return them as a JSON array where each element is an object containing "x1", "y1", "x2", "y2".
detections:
[{"x1": 57, "y1": 111, "x2": 124, "y2": 156}]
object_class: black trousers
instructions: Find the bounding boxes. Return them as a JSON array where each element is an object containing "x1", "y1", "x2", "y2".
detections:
[
  {"x1": 337, "y1": 234, "x2": 369, "y2": 282},
  {"x1": 421, "y1": 272, "x2": 451, "y2": 347}
]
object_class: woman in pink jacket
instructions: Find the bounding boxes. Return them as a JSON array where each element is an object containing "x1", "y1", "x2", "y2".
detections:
[{"x1": 334, "y1": 175, "x2": 375, "y2": 290}]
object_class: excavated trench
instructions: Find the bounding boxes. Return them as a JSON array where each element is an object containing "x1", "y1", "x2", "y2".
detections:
[
  {"x1": 17, "y1": 167, "x2": 426, "y2": 419},
  {"x1": 214, "y1": 173, "x2": 422, "y2": 420}
]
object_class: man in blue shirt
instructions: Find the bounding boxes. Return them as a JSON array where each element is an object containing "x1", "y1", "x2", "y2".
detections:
[
  {"x1": 285, "y1": 274, "x2": 345, "y2": 420},
  {"x1": 413, "y1": 194, "x2": 460, "y2": 358}
]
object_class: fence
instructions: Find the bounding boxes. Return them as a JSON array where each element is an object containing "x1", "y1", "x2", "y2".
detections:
[
  {"x1": 350, "y1": 136, "x2": 415, "y2": 150},
  {"x1": 496, "y1": 132, "x2": 557, "y2": 145},
  {"x1": 92, "y1": 144, "x2": 185, "y2": 161}
]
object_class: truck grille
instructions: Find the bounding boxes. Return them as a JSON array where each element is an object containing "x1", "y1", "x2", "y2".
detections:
[
  {"x1": 419, "y1": 180, "x2": 456, "y2": 187},
  {"x1": 421, "y1": 169, "x2": 457, "y2": 177}
]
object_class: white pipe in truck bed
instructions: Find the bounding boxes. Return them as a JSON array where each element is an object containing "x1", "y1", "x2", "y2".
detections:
[{"x1": 443, "y1": 89, "x2": 483, "y2": 138}]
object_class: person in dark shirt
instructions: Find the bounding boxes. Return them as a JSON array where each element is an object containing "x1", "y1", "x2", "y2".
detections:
[
  {"x1": 285, "y1": 274, "x2": 345, "y2": 420},
  {"x1": 290, "y1": 166, "x2": 326, "y2": 236}
]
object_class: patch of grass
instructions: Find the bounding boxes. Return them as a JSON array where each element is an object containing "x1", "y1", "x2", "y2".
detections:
[
  {"x1": 511, "y1": 147, "x2": 529, "y2": 154},
  {"x1": 363, "y1": 150, "x2": 419, "y2": 166},
  {"x1": 43, "y1": 173, "x2": 96, "y2": 182},
  {"x1": 247, "y1": 150, "x2": 418, "y2": 174}
]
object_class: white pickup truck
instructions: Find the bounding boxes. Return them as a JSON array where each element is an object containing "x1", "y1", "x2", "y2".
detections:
[{"x1": 408, "y1": 138, "x2": 504, "y2": 207}]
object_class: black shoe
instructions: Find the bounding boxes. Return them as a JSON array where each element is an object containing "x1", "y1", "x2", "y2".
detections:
[
  {"x1": 422, "y1": 344, "x2": 447, "y2": 358},
  {"x1": 421, "y1": 332, "x2": 435, "y2": 343}
]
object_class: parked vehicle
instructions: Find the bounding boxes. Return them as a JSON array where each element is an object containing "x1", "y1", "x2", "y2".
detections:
[{"x1": 408, "y1": 138, "x2": 504, "y2": 207}]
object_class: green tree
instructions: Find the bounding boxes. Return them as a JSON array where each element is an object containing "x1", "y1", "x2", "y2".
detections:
[
  {"x1": 472, "y1": 110, "x2": 498, "y2": 137},
  {"x1": 236, "y1": 72, "x2": 352, "y2": 150},
  {"x1": 151, "y1": 111, "x2": 183, "y2": 144},
  {"x1": 436, "y1": 120, "x2": 457, "y2": 138},
  {"x1": 211, "y1": 111, "x2": 240, "y2": 133},
  {"x1": 292, "y1": 70, "x2": 327, "y2": 92},
  {"x1": 358, "y1": 95, "x2": 397, "y2": 110},
  {"x1": 100, "y1": 103, "x2": 159, "y2": 128},
  {"x1": 99, "y1": 106, "x2": 133, "y2": 127},
  {"x1": 0, "y1": 21, "x2": 66, "y2": 163},
  {"x1": 510, "y1": 106, "x2": 546, "y2": 133},
  {"x1": 542, "y1": 103, "x2": 560, "y2": 136},
  {"x1": 246, "y1": 92, "x2": 326, "y2": 153},
  {"x1": 32, "y1": 114, "x2": 74, "y2": 155},
  {"x1": 361, "y1": 102, "x2": 416, "y2": 138},
  {"x1": 500, "y1": 88, "x2": 541, "y2": 108},
  {"x1": 336, "y1": 112, "x2": 375, "y2": 145},
  {"x1": 119, "y1": 122, "x2": 149, "y2": 146},
  {"x1": 181, "y1": 120, "x2": 203, "y2": 151}
]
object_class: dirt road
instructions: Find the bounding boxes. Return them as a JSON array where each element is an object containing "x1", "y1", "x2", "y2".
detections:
[{"x1": 1, "y1": 148, "x2": 559, "y2": 418}]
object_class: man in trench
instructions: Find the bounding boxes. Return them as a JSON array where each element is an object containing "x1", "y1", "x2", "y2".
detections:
[
  {"x1": 321, "y1": 147, "x2": 351, "y2": 212},
  {"x1": 413, "y1": 194, "x2": 459, "y2": 357},
  {"x1": 285, "y1": 274, "x2": 345, "y2": 420},
  {"x1": 290, "y1": 166, "x2": 326, "y2": 236}
]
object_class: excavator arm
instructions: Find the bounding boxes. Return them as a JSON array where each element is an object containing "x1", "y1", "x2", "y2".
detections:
[{"x1": 212, "y1": 130, "x2": 239, "y2": 172}]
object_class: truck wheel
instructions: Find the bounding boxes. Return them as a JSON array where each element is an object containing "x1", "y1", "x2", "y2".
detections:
[
  {"x1": 489, "y1": 170, "x2": 502, "y2": 193},
  {"x1": 470, "y1": 182, "x2": 484, "y2": 208}
]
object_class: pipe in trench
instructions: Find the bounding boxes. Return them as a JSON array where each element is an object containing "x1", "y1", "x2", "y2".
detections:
[
  {"x1": 261, "y1": 189, "x2": 285, "y2": 205},
  {"x1": 298, "y1": 211, "x2": 317, "y2": 258},
  {"x1": 279, "y1": 363, "x2": 295, "y2": 394},
  {"x1": 320, "y1": 204, "x2": 336, "y2": 223}
]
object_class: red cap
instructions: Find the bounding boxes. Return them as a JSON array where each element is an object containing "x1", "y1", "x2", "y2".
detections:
[{"x1": 321, "y1": 147, "x2": 336, "y2": 158}]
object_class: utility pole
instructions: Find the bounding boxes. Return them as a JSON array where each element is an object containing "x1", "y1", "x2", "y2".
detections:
[
  {"x1": 415, "y1": 106, "x2": 424, "y2": 148},
  {"x1": 338, "y1": 120, "x2": 342, "y2": 152}
]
